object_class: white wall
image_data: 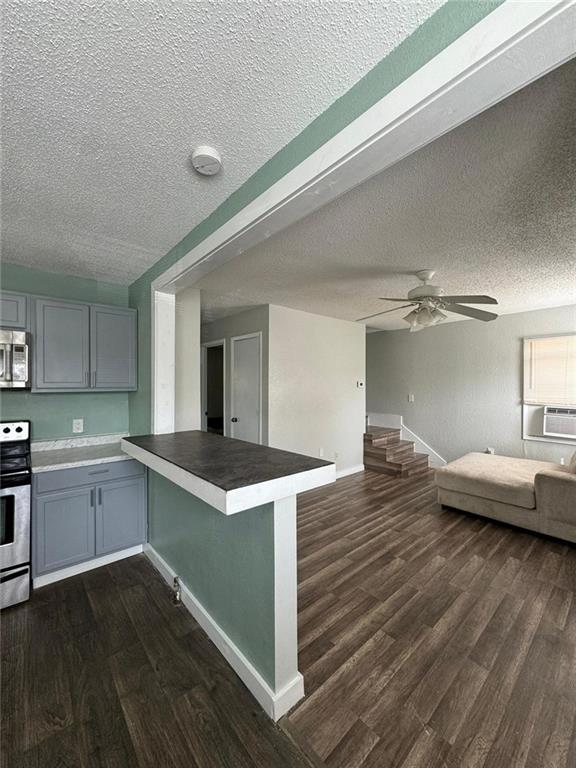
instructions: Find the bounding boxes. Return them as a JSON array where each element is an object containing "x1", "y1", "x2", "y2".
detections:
[
  {"x1": 175, "y1": 286, "x2": 201, "y2": 431},
  {"x1": 268, "y1": 305, "x2": 365, "y2": 474},
  {"x1": 366, "y1": 304, "x2": 576, "y2": 464}
]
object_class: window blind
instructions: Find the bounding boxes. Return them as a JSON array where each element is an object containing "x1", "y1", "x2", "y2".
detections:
[{"x1": 524, "y1": 335, "x2": 576, "y2": 407}]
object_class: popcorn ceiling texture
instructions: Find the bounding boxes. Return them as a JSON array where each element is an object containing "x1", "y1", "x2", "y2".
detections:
[
  {"x1": 197, "y1": 58, "x2": 576, "y2": 330},
  {"x1": 2, "y1": 0, "x2": 444, "y2": 284}
]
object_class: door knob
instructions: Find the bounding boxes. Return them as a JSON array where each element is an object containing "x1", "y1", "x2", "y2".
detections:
[{"x1": 231, "y1": 417, "x2": 238, "y2": 423}]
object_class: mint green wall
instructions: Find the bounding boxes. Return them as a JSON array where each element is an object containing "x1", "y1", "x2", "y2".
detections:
[
  {"x1": 128, "y1": 0, "x2": 504, "y2": 434},
  {"x1": 1, "y1": 262, "x2": 129, "y2": 306},
  {"x1": 148, "y1": 472, "x2": 276, "y2": 686},
  {"x1": 0, "y1": 263, "x2": 130, "y2": 440}
]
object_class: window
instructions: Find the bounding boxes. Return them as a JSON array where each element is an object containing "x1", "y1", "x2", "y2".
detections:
[{"x1": 523, "y1": 334, "x2": 576, "y2": 407}]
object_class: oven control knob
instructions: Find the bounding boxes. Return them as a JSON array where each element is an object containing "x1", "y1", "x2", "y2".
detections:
[
  {"x1": 15, "y1": 427, "x2": 22, "y2": 432},
  {"x1": 2, "y1": 427, "x2": 10, "y2": 433}
]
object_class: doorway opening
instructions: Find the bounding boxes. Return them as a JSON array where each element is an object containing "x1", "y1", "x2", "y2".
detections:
[{"x1": 201, "y1": 341, "x2": 225, "y2": 435}]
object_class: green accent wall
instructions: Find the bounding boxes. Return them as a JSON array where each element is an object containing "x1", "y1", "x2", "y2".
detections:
[
  {"x1": 148, "y1": 471, "x2": 276, "y2": 686},
  {"x1": 129, "y1": 0, "x2": 505, "y2": 434},
  {"x1": 0, "y1": 263, "x2": 130, "y2": 440},
  {"x1": 1, "y1": 262, "x2": 129, "y2": 306}
]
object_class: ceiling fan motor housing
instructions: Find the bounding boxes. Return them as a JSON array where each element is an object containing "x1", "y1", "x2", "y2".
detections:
[{"x1": 407, "y1": 284, "x2": 443, "y2": 300}]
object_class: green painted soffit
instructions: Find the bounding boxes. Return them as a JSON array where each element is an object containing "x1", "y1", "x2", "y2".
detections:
[
  {"x1": 131, "y1": 0, "x2": 505, "y2": 291},
  {"x1": 0, "y1": 262, "x2": 129, "y2": 306}
]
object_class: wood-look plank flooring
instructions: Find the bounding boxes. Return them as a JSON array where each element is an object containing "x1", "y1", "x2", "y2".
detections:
[
  {"x1": 0, "y1": 555, "x2": 316, "y2": 768},
  {"x1": 284, "y1": 469, "x2": 576, "y2": 768},
  {"x1": 3, "y1": 469, "x2": 576, "y2": 768}
]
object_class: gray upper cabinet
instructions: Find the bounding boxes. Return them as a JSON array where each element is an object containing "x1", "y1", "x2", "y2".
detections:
[
  {"x1": 91, "y1": 305, "x2": 137, "y2": 390},
  {"x1": 0, "y1": 291, "x2": 27, "y2": 329},
  {"x1": 35, "y1": 299, "x2": 90, "y2": 389},
  {"x1": 32, "y1": 296, "x2": 137, "y2": 391},
  {"x1": 34, "y1": 487, "x2": 95, "y2": 574}
]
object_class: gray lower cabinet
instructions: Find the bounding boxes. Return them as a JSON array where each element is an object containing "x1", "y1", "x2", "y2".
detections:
[
  {"x1": 33, "y1": 460, "x2": 147, "y2": 577},
  {"x1": 35, "y1": 487, "x2": 95, "y2": 573},
  {"x1": 35, "y1": 298, "x2": 90, "y2": 389},
  {"x1": 95, "y1": 477, "x2": 146, "y2": 555}
]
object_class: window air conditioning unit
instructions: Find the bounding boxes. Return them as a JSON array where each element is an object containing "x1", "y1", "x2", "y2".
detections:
[{"x1": 543, "y1": 406, "x2": 576, "y2": 438}]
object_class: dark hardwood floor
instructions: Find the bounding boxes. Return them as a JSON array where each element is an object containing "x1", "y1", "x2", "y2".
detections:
[
  {"x1": 3, "y1": 469, "x2": 576, "y2": 768},
  {"x1": 0, "y1": 555, "x2": 316, "y2": 768},
  {"x1": 285, "y1": 469, "x2": 576, "y2": 768}
]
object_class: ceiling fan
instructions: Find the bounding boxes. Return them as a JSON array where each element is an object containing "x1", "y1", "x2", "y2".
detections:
[{"x1": 357, "y1": 270, "x2": 498, "y2": 331}]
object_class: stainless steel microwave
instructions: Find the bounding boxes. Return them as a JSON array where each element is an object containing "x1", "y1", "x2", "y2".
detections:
[{"x1": 0, "y1": 330, "x2": 30, "y2": 389}]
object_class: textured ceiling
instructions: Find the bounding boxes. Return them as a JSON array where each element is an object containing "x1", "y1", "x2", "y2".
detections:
[
  {"x1": 1, "y1": 0, "x2": 444, "y2": 284},
  {"x1": 198, "y1": 57, "x2": 576, "y2": 330}
]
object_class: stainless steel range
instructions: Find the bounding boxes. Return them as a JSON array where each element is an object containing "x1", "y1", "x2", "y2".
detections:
[{"x1": 0, "y1": 420, "x2": 31, "y2": 609}]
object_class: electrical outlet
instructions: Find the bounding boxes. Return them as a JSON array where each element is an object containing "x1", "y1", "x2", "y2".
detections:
[
  {"x1": 408, "y1": 393, "x2": 415, "y2": 403},
  {"x1": 318, "y1": 447, "x2": 324, "y2": 458},
  {"x1": 73, "y1": 419, "x2": 84, "y2": 434}
]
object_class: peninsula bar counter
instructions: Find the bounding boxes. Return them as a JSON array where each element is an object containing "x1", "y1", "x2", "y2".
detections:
[{"x1": 121, "y1": 430, "x2": 336, "y2": 719}]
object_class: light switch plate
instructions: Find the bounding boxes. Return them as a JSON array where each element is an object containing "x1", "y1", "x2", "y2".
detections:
[{"x1": 73, "y1": 418, "x2": 84, "y2": 434}]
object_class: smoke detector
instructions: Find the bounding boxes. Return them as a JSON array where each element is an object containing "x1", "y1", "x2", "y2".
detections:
[{"x1": 191, "y1": 146, "x2": 222, "y2": 176}]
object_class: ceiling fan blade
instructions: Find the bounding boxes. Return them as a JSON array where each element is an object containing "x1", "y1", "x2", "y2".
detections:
[
  {"x1": 445, "y1": 304, "x2": 498, "y2": 322},
  {"x1": 440, "y1": 295, "x2": 498, "y2": 305},
  {"x1": 356, "y1": 304, "x2": 416, "y2": 322},
  {"x1": 378, "y1": 297, "x2": 414, "y2": 302}
]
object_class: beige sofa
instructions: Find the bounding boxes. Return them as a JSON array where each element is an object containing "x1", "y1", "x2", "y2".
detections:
[{"x1": 436, "y1": 451, "x2": 576, "y2": 543}]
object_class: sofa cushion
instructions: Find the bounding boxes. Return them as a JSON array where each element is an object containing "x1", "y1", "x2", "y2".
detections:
[{"x1": 436, "y1": 452, "x2": 563, "y2": 510}]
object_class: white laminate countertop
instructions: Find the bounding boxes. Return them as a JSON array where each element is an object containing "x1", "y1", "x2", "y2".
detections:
[{"x1": 31, "y1": 442, "x2": 131, "y2": 473}]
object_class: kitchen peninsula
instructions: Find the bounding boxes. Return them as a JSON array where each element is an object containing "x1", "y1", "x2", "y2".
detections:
[{"x1": 121, "y1": 430, "x2": 335, "y2": 719}]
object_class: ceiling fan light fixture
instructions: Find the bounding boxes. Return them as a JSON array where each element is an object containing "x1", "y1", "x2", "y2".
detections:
[
  {"x1": 403, "y1": 309, "x2": 420, "y2": 329},
  {"x1": 416, "y1": 306, "x2": 435, "y2": 327},
  {"x1": 430, "y1": 308, "x2": 447, "y2": 326}
]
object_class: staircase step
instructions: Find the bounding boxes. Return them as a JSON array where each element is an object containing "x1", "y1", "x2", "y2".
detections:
[
  {"x1": 364, "y1": 450, "x2": 429, "y2": 478},
  {"x1": 364, "y1": 427, "x2": 401, "y2": 447},
  {"x1": 385, "y1": 440, "x2": 415, "y2": 460}
]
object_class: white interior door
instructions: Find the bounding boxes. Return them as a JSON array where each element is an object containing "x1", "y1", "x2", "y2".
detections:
[{"x1": 231, "y1": 333, "x2": 261, "y2": 444}]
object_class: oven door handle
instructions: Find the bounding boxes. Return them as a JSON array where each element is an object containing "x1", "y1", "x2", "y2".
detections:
[{"x1": 0, "y1": 566, "x2": 29, "y2": 584}]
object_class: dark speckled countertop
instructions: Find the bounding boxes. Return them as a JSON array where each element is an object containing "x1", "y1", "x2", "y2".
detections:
[{"x1": 123, "y1": 431, "x2": 333, "y2": 492}]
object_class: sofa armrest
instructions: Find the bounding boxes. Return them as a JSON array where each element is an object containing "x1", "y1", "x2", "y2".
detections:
[{"x1": 535, "y1": 470, "x2": 576, "y2": 524}]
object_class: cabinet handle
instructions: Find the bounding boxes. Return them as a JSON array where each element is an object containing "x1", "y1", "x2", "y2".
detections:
[
  {"x1": 88, "y1": 469, "x2": 109, "y2": 475},
  {"x1": 85, "y1": 371, "x2": 89, "y2": 387},
  {"x1": 98, "y1": 488, "x2": 102, "y2": 506},
  {"x1": 90, "y1": 489, "x2": 95, "y2": 507},
  {"x1": 91, "y1": 371, "x2": 96, "y2": 388}
]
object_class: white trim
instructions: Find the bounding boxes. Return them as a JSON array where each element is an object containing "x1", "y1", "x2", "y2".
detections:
[
  {"x1": 230, "y1": 331, "x2": 263, "y2": 445},
  {"x1": 145, "y1": 542, "x2": 303, "y2": 720},
  {"x1": 367, "y1": 413, "x2": 403, "y2": 429},
  {"x1": 200, "y1": 338, "x2": 227, "y2": 434},
  {"x1": 401, "y1": 424, "x2": 447, "y2": 468},
  {"x1": 120, "y1": 438, "x2": 336, "y2": 515},
  {"x1": 152, "y1": 288, "x2": 176, "y2": 434},
  {"x1": 336, "y1": 464, "x2": 365, "y2": 479},
  {"x1": 273, "y1": 496, "x2": 299, "y2": 692},
  {"x1": 152, "y1": 1, "x2": 576, "y2": 295},
  {"x1": 32, "y1": 545, "x2": 143, "y2": 588}
]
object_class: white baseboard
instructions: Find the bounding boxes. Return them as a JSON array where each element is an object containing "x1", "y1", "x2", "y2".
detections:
[
  {"x1": 144, "y1": 544, "x2": 304, "y2": 721},
  {"x1": 336, "y1": 464, "x2": 365, "y2": 479},
  {"x1": 33, "y1": 545, "x2": 144, "y2": 588}
]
